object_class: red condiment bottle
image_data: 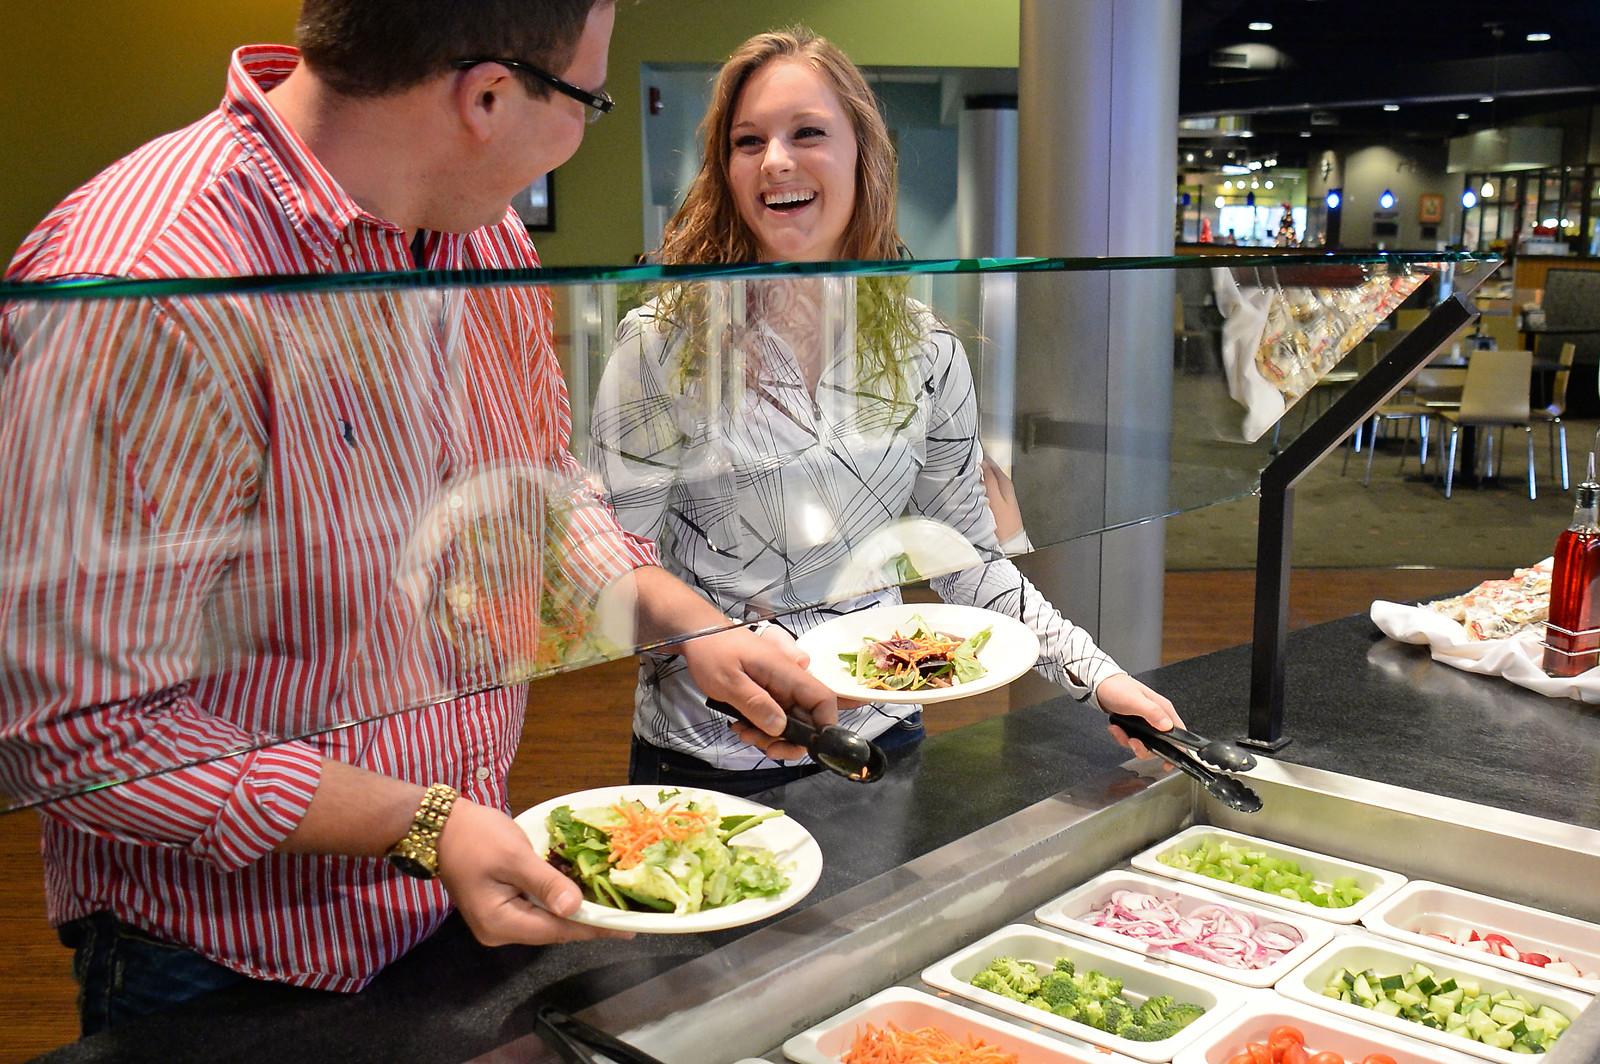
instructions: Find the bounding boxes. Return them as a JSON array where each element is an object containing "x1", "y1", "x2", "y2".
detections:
[{"x1": 1543, "y1": 458, "x2": 1600, "y2": 677}]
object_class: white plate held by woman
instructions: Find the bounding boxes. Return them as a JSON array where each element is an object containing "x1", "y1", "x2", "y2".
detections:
[
  {"x1": 514, "y1": 784, "x2": 822, "y2": 934},
  {"x1": 795, "y1": 602, "x2": 1039, "y2": 705}
]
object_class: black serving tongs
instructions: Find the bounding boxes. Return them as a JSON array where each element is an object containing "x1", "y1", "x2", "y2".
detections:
[
  {"x1": 1109, "y1": 714, "x2": 1263, "y2": 814},
  {"x1": 706, "y1": 698, "x2": 887, "y2": 783},
  {"x1": 531, "y1": 1004, "x2": 668, "y2": 1064}
]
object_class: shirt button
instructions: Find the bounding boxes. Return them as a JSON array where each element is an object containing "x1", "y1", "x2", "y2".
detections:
[
  {"x1": 449, "y1": 494, "x2": 465, "y2": 510},
  {"x1": 474, "y1": 766, "x2": 491, "y2": 782}
]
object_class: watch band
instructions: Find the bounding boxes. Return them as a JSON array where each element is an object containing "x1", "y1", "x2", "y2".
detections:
[{"x1": 386, "y1": 782, "x2": 460, "y2": 880}]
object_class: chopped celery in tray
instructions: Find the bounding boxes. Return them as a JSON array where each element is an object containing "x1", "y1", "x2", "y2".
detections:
[{"x1": 1159, "y1": 838, "x2": 1365, "y2": 908}]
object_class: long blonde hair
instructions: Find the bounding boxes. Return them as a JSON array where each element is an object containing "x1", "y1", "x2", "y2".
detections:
[{"x1": 653, "y1": 27, "x2": 919, "y2": 398}]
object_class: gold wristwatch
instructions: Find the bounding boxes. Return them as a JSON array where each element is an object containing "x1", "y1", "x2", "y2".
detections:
[{"x1": 386, "y1": 782, "x2": 460, "y2": 880}]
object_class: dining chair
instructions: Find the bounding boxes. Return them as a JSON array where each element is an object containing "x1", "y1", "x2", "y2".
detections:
[
  {"x1": 1477, "y1": 312, "x2": 1522, "y2": 352},
  {"x1": 1531, "y1": 341, "x2": 1577, "y2": 490},
  {"x1": 1436, "y1": 349, "x2": 1535, "y2": 500},
  {"x1": 1340, "y1": 341, "x2": 1433, "y2": 486}
]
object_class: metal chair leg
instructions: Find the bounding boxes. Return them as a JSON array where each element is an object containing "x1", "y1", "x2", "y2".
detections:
[
  {"x1": 1394, "y1": 418, "x2": 1414, "y2": 476},
  {"x1": 1419, "y1": 415, "x2": 1430, "y2": 473},
  {"x1": 1364, "y1": 418, "x2": 1381, "y2": 486},
  {"x1": 1444, "y1": 426, "x2": 1459, "y2": 498},
  {"x1": 1526, "y1": 427, "x2": 1537, "y2": 501},
  {"x1": 1556, "y1": 419, "x2": 1569, "y2": 491}
]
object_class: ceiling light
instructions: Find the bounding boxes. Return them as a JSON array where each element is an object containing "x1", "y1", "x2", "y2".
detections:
[
  {"x1": 1238, "y1": 130, "x2": 1255, "y2": 138},
  {"x1": 1383, "y1": 104, "x2": 1401, "y2": 112},
  {"x1": 1543, "y1": 217, "x2": 1558, "y2": 227},
  {"x1": 1299, "y1": 131, "x2": 1312, "y2": 138},
  {"x1": 1186, "y1": 152, "x2": 1195, "y2": 163},
  {"x1": 1456, "y1": 113, "x2": 1470, "y2": 120},
  {"x1": 1265, "y1": 158, "x2": 1277, "y2": 167},
  {"x1": 1526, "y1": 32, "x2": 1551, "y2": 43},
  {"x1": 1479, "y1": 96, "x2": 1495, "y2": 104},
  {"x1": 1224, "y1": 180, "x2": 1234, "y2": 191},
  {"x1": 1248, "y1": 21, "x2": 1273, "y2": 31},
  {"x1": 1248, "y1": 160, "x2": 1263, "y2": 170},
  {"x1": 1264, "y1": 180, "x2": 1274, "y2": 190},
  {"x1": 1251, "y1": 179, "x2": 1260, "y2": 189},
  {"x1": 1205, "y1": 149, "x2": 1214, "y2": 158},
  {"x1": 1215, "y1": 195, "x2": 1227, "y2": 209},
  {"x1": 1481, "y1": 179, "x2": 1496, "y2": 198},
  {"x1": 1222, "y1": 164, "x2": 1250, "y2": 175},
  {"x1": 1462, "y1": 189, "x2": 1478, "y2": 209}
]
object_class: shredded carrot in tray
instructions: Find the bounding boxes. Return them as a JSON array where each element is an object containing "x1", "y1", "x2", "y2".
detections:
[
  {"x1": 843, "y1": 1021, "x2": 1020, "y2": 1064},
  {"x1": 603, "y1": 800, "x2": 714, "y2": 870}
]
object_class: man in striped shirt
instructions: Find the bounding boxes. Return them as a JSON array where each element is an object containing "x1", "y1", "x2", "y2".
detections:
[{"x1": 0, "y1": 0, "x2": 837, "y2": 1034}]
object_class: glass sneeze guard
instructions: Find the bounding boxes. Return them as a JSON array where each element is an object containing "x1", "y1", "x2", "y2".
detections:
[{"x1": 0, "y1": 251, "x2": 1498, "y2": 810}]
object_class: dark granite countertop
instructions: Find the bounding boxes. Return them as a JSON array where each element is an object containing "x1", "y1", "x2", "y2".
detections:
[{"x1": 34, "y1": 612, "x2": 1600, "y2": 1063}]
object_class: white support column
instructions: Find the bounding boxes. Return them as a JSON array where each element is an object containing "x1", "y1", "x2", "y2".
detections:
[{"x1": 1013, "y1": 0, "x2": 1179, "y2": 676}]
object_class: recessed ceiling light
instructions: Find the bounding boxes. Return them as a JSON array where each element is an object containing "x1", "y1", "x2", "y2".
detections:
[
  {"x1": 1186, "y1": 152, "x2": 1195, "y2": 163},
  {"x1": 1264, "y1": 180, "x2": 1274, "y2": 189},
  {"x1": 1248, "y1": 21, "x2": 1273, "y2": 31},
  {"x1": 1479, "y1": 96, "x2": 1495, "y2": 104},
  {"x1": 1526, "y1": 32, "x2": 1551, "y2": 43},
  {"x1": 1456, "y1": 113, "x2": 1470, "y2": 120},
  {"x1": 1383, "y1": 104, "x2": 1401, "y2": 112},
  {"x1": 1299, "y1": 130, "x2": 1312, "y2": 138},
  {"x1": 1238, "y1": 130, "x2": 1255, "y2": 138}
]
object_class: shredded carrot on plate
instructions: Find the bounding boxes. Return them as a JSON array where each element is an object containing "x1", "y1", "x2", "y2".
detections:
[
  {"x1": 842, "y1": 1021, "x2": 1020, "y2": 1064},
  {"x1": 603, "y1": 800, "x2": 714, "y2": 870}
]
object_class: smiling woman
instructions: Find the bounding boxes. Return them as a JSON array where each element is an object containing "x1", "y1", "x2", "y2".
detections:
[{"x1": 726, "y1": 59, "x2": 859, "y2": 262}]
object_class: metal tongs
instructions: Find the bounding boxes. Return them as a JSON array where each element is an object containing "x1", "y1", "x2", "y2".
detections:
[
  {"x1": 1108, "y1": 714, "x2": 1264, "y2": 813},
  {"x1": 531, "y1": 1003, "x2": 669, "y2": 1064},
  {"x1": 706, "y1": 698, "x2": 887, "y2": 783}
]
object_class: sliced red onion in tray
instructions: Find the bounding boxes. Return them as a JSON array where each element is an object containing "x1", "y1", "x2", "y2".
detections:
[{"x1": 1084, "y1": 888, "x2": 1304, "y2": 969}]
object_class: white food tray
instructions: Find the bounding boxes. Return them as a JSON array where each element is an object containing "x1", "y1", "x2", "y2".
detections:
[
  {"x1": 921, "y1": 923, "x2": 1247, "y2": 1062},
  {"x1": 1130, "y1": 825, "x2": 1406, "y2": 924},
  {"x1": 1036, "y1": 869, "x2": 1338, "y2": 989},
  {"x1": 1170, "y1": 992, "x2": 1482, "y2": 1064},
  {"x1": 1276, "y1": 931, "x2": 1593, "y2": 1064},
  {"x1": 782, "y1": 985, "x2": 1142, "y2": 1064},
  {"x1": 1362, "y1": 879, "x2": 1600, "y2": 996}
]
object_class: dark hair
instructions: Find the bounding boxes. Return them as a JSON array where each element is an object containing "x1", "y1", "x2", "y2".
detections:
[{"x1": 297, "y1": 0, "x2": 608, "y2": 98}]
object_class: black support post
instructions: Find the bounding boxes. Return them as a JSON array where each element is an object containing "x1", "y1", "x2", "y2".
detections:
[{"x1": 1245, "y1": 290, "x2": 1478, "y2": 747}]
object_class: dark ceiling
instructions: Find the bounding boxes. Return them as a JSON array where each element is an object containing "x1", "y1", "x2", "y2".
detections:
[{"x1": 1179, "y1": 0, "x2": 1600, "y2": 167}]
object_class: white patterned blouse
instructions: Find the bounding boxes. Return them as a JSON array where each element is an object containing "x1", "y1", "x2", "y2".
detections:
[{"x1": 589, "y1": 291, "x2": 1125, "y2": 770}]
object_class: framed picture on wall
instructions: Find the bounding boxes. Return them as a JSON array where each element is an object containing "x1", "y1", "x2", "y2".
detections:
[
  {"x1": 1418, "y1": 192, "x2": 1443, "y2": 225},
  {"x1": 512, "y1": 173, "x2": 555, "y2": 231}
]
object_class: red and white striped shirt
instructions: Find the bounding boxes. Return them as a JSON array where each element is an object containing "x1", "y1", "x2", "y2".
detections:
[{"x1": 0, "y1": 46, "x2": 657, "y2": 990}]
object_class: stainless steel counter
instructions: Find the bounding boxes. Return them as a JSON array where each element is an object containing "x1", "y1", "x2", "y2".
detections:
[{"x1": 481, "y1": 758, "x2": 1600, "y2": 1064}]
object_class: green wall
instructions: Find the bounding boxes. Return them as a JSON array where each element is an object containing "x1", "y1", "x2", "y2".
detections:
[
  {"x1": 2, "y1": 0, "x2": 1017, "y2": 266},
  {"x1": 2, "y1": 1, "x2": 301, "y2": 262}
]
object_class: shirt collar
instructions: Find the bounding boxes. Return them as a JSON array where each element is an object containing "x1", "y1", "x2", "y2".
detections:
[{"x1": 220, "y1": 45, "x2": 408, "y2": 256}]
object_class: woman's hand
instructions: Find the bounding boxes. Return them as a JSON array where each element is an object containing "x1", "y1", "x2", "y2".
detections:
[
  {"x1": 980, "y1": 457, "x2": 1025, "y2": 544},
  {"x1": 1095, "y1": 672, "x2": 1184, "y2": 763}
]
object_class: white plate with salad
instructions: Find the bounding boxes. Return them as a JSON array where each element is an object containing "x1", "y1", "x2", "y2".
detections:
[
  {"x1": 795, "y1": 602, "x2": 1039, "y2": 704},
  {"x1": 514, "y1": 785, "x2": 823, "y2": 934}
]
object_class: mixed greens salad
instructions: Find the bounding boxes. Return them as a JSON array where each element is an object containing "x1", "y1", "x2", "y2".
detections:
[
  {"x1": 838, "y1": 615, "x2": 993, "y2": 691},
  {"x1": 543, "y1": 790, "x2": 790, "y2": 914}
]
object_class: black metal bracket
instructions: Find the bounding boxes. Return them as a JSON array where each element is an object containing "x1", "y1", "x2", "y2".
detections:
[{"x1": 1245, "y1": 291, "x2": 1478, "y2": 748}]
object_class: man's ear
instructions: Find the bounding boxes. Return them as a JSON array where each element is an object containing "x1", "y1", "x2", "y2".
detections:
[{"x1": 453, "y1": 64, "x2": 512, "y2": 143}]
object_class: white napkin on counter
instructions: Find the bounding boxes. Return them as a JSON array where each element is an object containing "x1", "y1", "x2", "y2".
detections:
[{"x1": 1369, "y1": 599, "x2": 1600, "y2": 702}]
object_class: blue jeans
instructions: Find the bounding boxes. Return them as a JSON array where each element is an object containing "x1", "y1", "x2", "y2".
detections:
[
  {"x1": 629, "y1": 711, "x2": 924, "y2": 798},
  {"x1": 59, "y1": 912, "x2": 247, "y2": 1036}
]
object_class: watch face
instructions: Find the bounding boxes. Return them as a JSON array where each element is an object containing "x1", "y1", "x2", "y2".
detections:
[{"x1": 389, "y1": 851, "x2": 437, "y2": 880}]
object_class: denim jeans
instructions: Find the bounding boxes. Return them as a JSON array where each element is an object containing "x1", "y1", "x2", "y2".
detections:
[
  {"x1": 59, "y1": 911, "x2": 247, "y2": 1036},
  {"x1": 629, "y1": 711, "x2": 924, "y2": 798}
]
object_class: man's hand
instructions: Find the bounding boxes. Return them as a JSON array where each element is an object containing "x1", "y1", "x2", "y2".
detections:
[
  {"x1": 677, "y1": 624, "x2": 839, "y2": 760},
  {"x1": 1096, "y1": 672, "x2": 1184, "y2": 764},
  {"x1": 437, "y1": 799, "x2": 631, "y2": 946}
]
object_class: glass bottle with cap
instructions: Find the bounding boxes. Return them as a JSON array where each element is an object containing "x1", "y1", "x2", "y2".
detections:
[{"x1": 1543, "y1": 451, "x2": 1600, "y2": 677}]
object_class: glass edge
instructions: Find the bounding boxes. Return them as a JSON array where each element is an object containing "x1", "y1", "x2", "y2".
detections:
[{"x1": 0, "y1": 252, "x2": 1499, "y2": 303}]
